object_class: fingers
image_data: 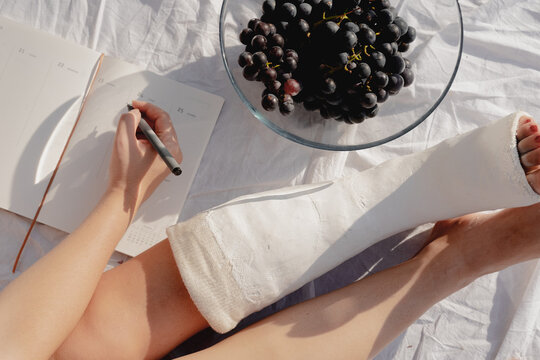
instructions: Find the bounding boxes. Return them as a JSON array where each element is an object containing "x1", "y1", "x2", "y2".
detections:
[
  {"x1": 132, "y1": 100, "x2": 168, "y2": 123},
  {"x1": 117, "y1": 109, "x2": 141, "y2": 138}
]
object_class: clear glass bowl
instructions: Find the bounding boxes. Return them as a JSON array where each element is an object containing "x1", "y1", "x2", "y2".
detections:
[{"x1": 219, "y1": 0, "x2": 463, "y2": 151}]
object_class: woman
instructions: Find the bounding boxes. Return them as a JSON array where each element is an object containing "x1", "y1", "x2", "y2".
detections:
[{"x1": 1, "y1": 102, "x2": 539, "y2": 359}]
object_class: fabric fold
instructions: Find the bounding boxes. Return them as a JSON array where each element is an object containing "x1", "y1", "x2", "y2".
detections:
[{"x1": 167, "y1": 111, "x2": 539, "y2": 334}]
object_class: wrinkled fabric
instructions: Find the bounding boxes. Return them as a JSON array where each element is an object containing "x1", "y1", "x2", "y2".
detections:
[{"x1": 0, "y1": 0, "x2": 539, "y2": 359}]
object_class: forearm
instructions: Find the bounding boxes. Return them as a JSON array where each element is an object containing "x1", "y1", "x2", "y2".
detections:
[{"x1": 0, "y1": 188, "x2": 139, "y2": 359}]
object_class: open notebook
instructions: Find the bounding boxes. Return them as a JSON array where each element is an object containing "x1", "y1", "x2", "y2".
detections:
[{"x1": 0, "y1": 16, "x2": 224, "y2": 257}]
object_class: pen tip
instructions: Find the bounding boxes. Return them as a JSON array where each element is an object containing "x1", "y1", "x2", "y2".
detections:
[{"x1": 173, "y1": 168, "x2": 182, "y2": 176}]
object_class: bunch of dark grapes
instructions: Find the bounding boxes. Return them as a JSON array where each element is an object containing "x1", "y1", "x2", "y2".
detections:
[{"x1": 237, "y1": 0, "x2": 417, "y2": 124}]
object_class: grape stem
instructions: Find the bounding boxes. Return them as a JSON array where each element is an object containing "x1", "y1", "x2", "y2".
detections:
[{"x1": 313, "y1": 6, "x2": 362, "y2": 27}]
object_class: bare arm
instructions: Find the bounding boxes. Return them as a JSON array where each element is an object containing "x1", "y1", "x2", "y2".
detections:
[{"x1": 0, "y1": 101, "x2": 181, "y2": 360}]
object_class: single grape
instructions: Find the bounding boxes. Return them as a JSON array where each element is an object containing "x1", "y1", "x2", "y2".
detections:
[
  {"x1": 243, "y1": 65, "x2": 259, "y2": 81},
  {"x1": 284, "y1": 78, "x2": 302, "y2": 96},
  {"x1": 342, "y1": 21, "x2": 359, "y2": 34},
  {"x1": 283, "y1": 57, "x2": 298, "y2": 71},
  {"x1": 390, "y1": 42, "x2": 399, "y2": 55},
  {"x1": 277, "y1": 69, "x2": 293, "y2": 82},
  {"x1": 263, "y1": 0, "x2": 277, "y2": 14},
  {"x1": 252, "y1": 51, "x2": 268, "y2": 68},
  {"x1": 382, "y1": 24, "x2": 401, "y2": 43},
  {"x1": 340, "y1": 30, "x2": 358, "y2": 49},
  {"x1": 369, "y1": 51, "x2": 386, "y2": 69},
  {"x1": 349, "y1": 109, "x2": 366, "y2": 123},
  {"x1": 377, "y1": 0, "x2": 391, "y2": 9},
  {"x1": 294, "y1": 18, "x2": 310, "y2": 35},
  {"x1": 266, "y1": 80, "x2": 282, "y2": 93},
  {"x1": 376, "y1": 88, "x2": 389, "y2": 103},
  {"x1": 239, "y1": 28, "x2": 254, "y2": 45},
  {"x1": 393, "y1": 17, "x2": 408, "y2": 37},
  {"x1": 401, "y1": 68, "x2": 414, "y2": 87},
  {"x1": 279, "y1": 101, "x2": 295, "y2": 115},
  {"x1": 284, "y1": 49, "x2": 299, "y2": 62},
  {"x1": 251, "y1": 35, "x2": 268, "y2": 51},
  {"x1": 334, "y1": 52, "x2": 349, "y2": 66},
  {"x1": 372, "y1": 71, "x2": 389, "y2": 88},
  {"x1": 360, "y1": 92, "x2": 377, "y2": 108},
  {"x1": 268, "y1": 46, "x2": 284, "y2": 62},
  {"x1": 346, "y1": 61, "x2": 357, "y2": 71},
  {"x1": 238, "y1": 52, "x2": 254, "y2": 67},
  {"x1": 248, "y1": 18, "x2": 261, "y2": 30},
  {"x1": 255, "y1": 22, "x2": 271, "y2": 37},
  {"x1": 269, "y1": 33, "x2": 285, "y2": 47},
  {"x1": 378, "y1": 42, "x2": 393, "y2": 56},
  {"x1": 360, "y1": 9, "x2": 377, "y2": 24},
  {"x1": 357, "y1": 26, "x2": 376, "y2": 45},
  {"x1": 320, "y1": 21, "x2": 340, "y2": 40},
  {"x1": 385, "y1": 55, "x2": 406, "y2": 74},
  {"x1": 262, "y1": 93, "x2": 279, "y2": 111},
  {"x1": 260, "y1": 67, "x2": 278, "y2": 82},
  {"x1": 280, "y1": 3, "x2": 297, "y2": 21},
  {"x1": 298, "y1": 3, "x2": 312, "y2": 18},
  {"x1": 398, "y1": 42, "x2": 409, "y2": 52},
  {"x1": 378, "y1": 9, "x2": 394, "y2": 25},
  {"x1": 386, "y1": 74, "x2": 404, "y2": 94},
  {"x1": 320, "y1": 0, "x2": 333, "y2": 12},
  {"x1": 401, "y1": 26, "x2": 417, "y2": 43},
  {"x1": 354, "y1": 62, "x2": 371, "y2": 79},
  {"x1": 366, "y1": 105, "x2": 379, "y2": 118},
  {"x1": 268, "y1": 23, "x2": 277, "y2": 36},
  {"x1": 321, "y1": 77, "x2": 337, "y2": 94}
]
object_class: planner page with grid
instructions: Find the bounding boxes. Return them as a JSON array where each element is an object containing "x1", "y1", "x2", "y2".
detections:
[{"x1": 39, "y1": 56, "x2": 224, "y2": 256}]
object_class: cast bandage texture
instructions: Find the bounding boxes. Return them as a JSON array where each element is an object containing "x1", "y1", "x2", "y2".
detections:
[{"x1": 167, "y1": 111, "x2": 539, "y2": 333}]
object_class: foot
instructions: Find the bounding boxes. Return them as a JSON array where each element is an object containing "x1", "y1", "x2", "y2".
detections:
[
  {"x1": 517, "y1": 115, "x2": 540, "y2": 194},
  {"x1": 422, "y1": 115, "x2": 540, "y2": 280}
]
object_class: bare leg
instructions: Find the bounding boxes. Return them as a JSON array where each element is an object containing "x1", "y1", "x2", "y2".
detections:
[
  {"x1": 56, "y1": 116, "x2": 540, "y2": 359},
  {"x1": 55, "y1": 241, "x2": 208, "y2": 359}
]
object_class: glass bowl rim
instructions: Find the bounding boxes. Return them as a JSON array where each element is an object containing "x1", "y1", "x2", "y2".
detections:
[{"x1": 219, "y1": 0, "x2": 464, "y2": 151}]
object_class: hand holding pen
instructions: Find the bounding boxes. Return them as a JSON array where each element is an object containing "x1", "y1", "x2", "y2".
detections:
[
  {"x1": 108, "y1": 101, "x2": 183, "y2": 206},
  {"x1": 127, "y1": 102, "x2": 182, "y2": 176}
]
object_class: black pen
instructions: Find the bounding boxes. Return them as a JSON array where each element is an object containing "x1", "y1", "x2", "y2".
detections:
[{"x1": 127, "y1": 104, "x2": 182, "y2": 176}]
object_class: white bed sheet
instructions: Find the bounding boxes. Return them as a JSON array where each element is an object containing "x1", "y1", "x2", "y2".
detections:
[{"x1": 0, "y1": 0, "x2": 539, "y2": 358}]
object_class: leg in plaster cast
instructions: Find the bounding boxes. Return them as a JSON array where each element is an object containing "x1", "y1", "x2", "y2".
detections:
[
  {"x1": 55, "y1": 116, "x2": 540, "y2": 360},
  {"x1": 180, "y1": 117, "x2": 540, "y2": 360}
]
